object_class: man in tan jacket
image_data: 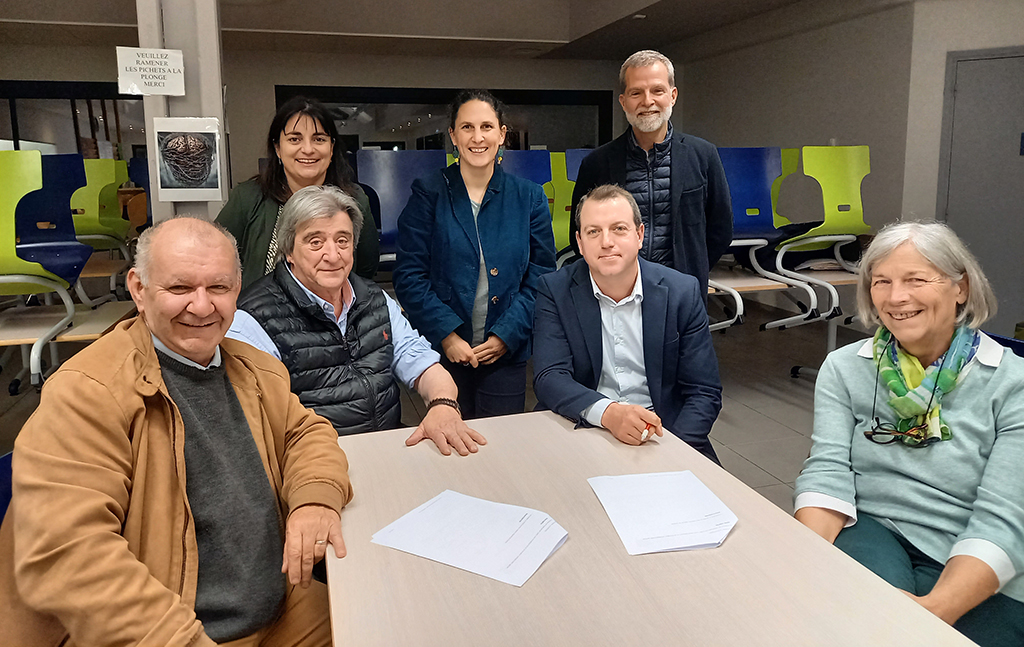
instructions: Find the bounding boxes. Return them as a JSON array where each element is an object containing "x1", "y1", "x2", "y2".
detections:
[{"x1": 0, "y1": 218, "x2": 352, "y2": 646}]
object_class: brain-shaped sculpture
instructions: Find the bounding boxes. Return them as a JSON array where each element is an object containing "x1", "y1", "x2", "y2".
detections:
[{"x1": 161, "y1": 133, "x2": 214, "y2": 186}]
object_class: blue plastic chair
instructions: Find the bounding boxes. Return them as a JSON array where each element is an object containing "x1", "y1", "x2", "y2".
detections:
[
  {"x1": 355, "y1": 150, "x2": 448, "y2": 261},
  {"x1": 498, "y1": 150, "x2": 552, "y2": 186},
  {"x1": 564, "y1": 149, "x2": 591, "y2": 183},
  {"x1": 1, "y1": 151, "x2": 78, "y2": 388},
  {"x1": 717, "y1": 147, "x2": 784, "y2": 240},
  {"x1": 0, "y1": 452, "x2": 11, "y2": 521},
  {"x1": 716, "y1": 147, "x2": 821, "y2": 330},
  {"x1": 14, "y1": 154, "x2": 94, "y2": 286}
]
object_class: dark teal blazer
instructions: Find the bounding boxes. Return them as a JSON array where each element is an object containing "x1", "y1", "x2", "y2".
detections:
[{"x1": 394, "y1": 164, "x2": 556, "y2": 364}]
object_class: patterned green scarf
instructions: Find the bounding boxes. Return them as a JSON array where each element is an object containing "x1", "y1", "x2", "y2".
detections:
[{"x1": 871, "y1": 325, "x2": 979, "y2": 445}]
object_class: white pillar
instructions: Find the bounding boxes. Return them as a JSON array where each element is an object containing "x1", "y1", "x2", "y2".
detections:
[{"x1": 136, "y1": 0, "x2": 228, "y2": 222}]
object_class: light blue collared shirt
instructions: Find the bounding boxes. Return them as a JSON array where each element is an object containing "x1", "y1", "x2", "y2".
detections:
[
  {"x1": 226, "y1": 266, "x2": 439, "y2": 390},
  {"x1": 152, "y1": 334, "x2": 222, "y2": 370},
  {"x1": 581, "y1": 262, "x2": 654, "y2": 427}
]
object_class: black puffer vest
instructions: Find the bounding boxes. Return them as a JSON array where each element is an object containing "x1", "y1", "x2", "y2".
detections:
[
  {"x1": 624, "y1": 128, "x2": 674, "y2": 267},
  {"x1": 237, "y1": 263, "x2": 401, "y2": 436}
]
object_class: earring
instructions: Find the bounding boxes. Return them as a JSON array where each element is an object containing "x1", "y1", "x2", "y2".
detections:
[
  {"x1": 497, "y1": 145, "x2": 505, "y2": 165},
  {"x1": 452, "y1": 147, "x2": 459, "y2": 165}
]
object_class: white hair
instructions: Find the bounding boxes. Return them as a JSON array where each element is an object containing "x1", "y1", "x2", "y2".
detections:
[
  {"x1": 856, "y1": 221, "x2": 996, "y2": 329},
  {"x1": 275, "y1": 185, "x2": 364, "y2": 264}
]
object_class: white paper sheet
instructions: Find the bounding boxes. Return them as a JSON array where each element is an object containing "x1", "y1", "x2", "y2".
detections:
[
  {"x1": 588, "y1": 471, "x2": 737, "y2": 556},
  {"x1": 371, "y1": 490, "x2": 568, "y2": 587}
]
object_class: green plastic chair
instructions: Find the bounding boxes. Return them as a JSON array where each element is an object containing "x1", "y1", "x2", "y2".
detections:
[
  {"x1": 0, "y1": 150, "x2": 77, "y2": 387},
  {"x1": 547, "y1": 152, "x2": 574, "y2": 253},
  {"x1": 771, "y1": 146, "x2": 871, "y2": 350},
  {"x1": 70, "y1": 159, "x2": 131, "y2": 257},
  {"x1": 781, "y1": 146, "x2": 871, "y2": 252}
]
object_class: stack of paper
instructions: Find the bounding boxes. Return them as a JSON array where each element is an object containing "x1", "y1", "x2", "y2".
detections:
[
  {"x1": 371, "y1": 490, "x2": 568, "y2": 587},
  {"x1": 588, "y1": 471, "x2": 737, "y2": 555}
]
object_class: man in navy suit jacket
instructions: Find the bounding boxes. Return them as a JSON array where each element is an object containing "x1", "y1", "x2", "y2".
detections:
[{"x1": 533, "y1": 185, "x2": 722, "y2": 462}]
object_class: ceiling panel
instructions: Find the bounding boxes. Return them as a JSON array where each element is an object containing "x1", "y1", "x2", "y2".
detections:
[
  {"x1": 544, "y1": 0, "x2": 805, "y2": 60},
  {"x1": 2, "y1": 0, "x2": 818, "y2": 61}
]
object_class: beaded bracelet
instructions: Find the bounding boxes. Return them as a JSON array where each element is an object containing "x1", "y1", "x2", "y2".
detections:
[{"x1": 427, "y1": 397, "x2": 462, "y2": 416}]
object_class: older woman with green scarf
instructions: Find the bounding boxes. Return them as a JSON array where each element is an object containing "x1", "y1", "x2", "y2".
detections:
[{"x1": 794, "y1": 221, "x2": 1024, "y2": 647}]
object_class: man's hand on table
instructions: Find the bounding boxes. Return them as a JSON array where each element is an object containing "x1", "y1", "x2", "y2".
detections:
[
  {"x1": 405, "y1": 404, "x2": 487, "y2": 456},
  {"x1": 601, "y1": 403, "x2": 663, "y2": 446},
  {"x1": 283, "y1": 504, "x2": 345, "y2": 588}
]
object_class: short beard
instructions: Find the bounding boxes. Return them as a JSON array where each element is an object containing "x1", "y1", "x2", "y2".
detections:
[{"x1": 626, "y1": 104, "x2": 672, "y2": 134}]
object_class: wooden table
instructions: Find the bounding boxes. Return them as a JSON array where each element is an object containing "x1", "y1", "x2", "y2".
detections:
[
  {"x1": 326, "y1": 412, "x2": 972, "y2": 646},
  {"x1": 80, "y1": 253, "x2": 130, "y2": 280},
  {"x1": 0, "y1": 301, "x2": 136, "y2": 347},
  {"x1": 710, "y1": 265, "x2": 789, "y2": 292}
]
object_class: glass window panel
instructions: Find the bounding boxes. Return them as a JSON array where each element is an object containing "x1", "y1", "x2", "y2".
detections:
[
  {"x1": 0, "y1": 99, "x2": 14, "y2": 148},
  {"x1": 117, "y1": 99, "x2": 147, "y2": 159},
  {"x1": 16, "y1": 99, "x2": 78, "y2": 154},
  {"x1": 331, "y1": 102, "x2": 600, "y2": 152}
]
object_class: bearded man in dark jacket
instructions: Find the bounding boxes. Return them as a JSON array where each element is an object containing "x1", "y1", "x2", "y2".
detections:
[{"x1": 570, "y1": 49, "x2": 732, "y2": 300}]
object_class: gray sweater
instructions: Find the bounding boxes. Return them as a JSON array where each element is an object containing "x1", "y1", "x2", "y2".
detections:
[
  {"x1": 795, "y1": 333, "x2": 1024, "y2": 603},
  {"x1": 159, "y1": 351, "x2": 286, "y2": 641}
]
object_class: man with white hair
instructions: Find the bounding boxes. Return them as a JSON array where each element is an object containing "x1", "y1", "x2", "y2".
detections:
[
  {"x1": 0, "y1": 217, "x2": 351, "y2": 647},
  {"x1": 570, "y1": 49, "x2": 732, "y2": 299}
]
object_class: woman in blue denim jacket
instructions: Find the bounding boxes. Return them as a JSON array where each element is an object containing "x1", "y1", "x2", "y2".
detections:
[{"x1": 394, "y1": 90, "x2": 556, "y2": 419}]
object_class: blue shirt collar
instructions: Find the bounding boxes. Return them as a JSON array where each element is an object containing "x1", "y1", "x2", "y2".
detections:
[
  {"x1": 286, "y1": 263, "x2": 355, "y2": 322},
  {"x1": 588, "y1": 260, "x2": 644, "y2": 305}
]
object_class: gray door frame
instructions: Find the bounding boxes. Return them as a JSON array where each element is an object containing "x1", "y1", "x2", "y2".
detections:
[{"x1": 935, "y1": 45, "x2": 1024, "y2": 222}]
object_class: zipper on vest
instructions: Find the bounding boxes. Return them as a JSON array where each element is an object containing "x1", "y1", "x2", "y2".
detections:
[
  {"x1": 354, "y1": 370, "x2": 381, "y2": 430},
  {"x1": 646, "y1": 156, "x2": 655, "y2": 257}
]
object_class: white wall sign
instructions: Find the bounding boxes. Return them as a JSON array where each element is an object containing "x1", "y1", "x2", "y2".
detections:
[{"x1": 116, "y1": 47, "x2": 185, "y2": 96}]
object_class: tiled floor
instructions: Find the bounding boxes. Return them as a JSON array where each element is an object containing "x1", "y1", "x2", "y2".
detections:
[{"x1": 0, "y1": 300, "x2": 867, "y2": 517}]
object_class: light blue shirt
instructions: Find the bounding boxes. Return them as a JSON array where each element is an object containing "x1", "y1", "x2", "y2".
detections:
[
  {"x1": 226, "y1": 266, "x2": 440, "y2": 390},
  {"x1": 152, "y1": 334, "x2": 222, "y2": 370},
  {"x1": 581, "y1": 263, "x2": 653, "y2": 427}
]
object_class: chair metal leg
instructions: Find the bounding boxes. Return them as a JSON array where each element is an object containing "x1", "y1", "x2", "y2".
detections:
[
  {"x1": 29, "y1": 284, "x2": 75, "y2": 386},
  {"x1": 834, "y1": 239, "x2": 860, "y2": 273},
  {"x1": 555, "y1": 246, "x2": 578, "y2": 269},
  {"x1": 729, "y1": 239, "x2": 820, "y2": 331},
  {"x1": 775, "y1": 235, "x2": 858, "y2": 325},
  {"x1": 0, "y1": 276, "x2": 77, "y2": 387},
  {"x1": 708, "y1": 279, "x2": 744, "y2": 331},
  {"x1": 75, "y1": 279, "x2": 115, "y2": 308}
]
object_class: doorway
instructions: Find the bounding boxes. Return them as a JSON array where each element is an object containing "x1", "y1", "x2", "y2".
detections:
[{"x1": 938, "y1": 49, "x2": 1024, "y2": 336}]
